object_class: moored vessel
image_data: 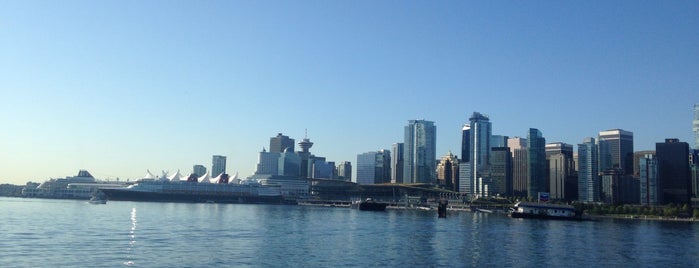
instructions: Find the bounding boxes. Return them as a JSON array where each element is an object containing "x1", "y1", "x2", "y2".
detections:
[
  {"x1": 100, "y1": 171, "x2": 283, "y2": 204},
  {"x1": 509, "y1": 202, "x2": 581, "y2": 220},
  {"x1": 357, "y1": 198, "x2": 388, "y2": 211}
]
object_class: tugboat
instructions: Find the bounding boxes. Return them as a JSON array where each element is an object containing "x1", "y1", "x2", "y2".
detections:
[{"x1": 358, "y1": 198, "x2": 388, "y2": 211}]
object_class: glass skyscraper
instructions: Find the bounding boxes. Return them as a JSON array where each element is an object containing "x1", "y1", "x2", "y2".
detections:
[
  {"x1": 527, "y1": 128, "x2": 546, "y2": 199},
  {"x1": 461, "y1": 112, "x2": 491, "y2": 197},
  {"x1": 598, "y1": 129, "x2": 634, "y2": 175},
  {"x1": 212, "y1": 155, "x2": 227, "y2": 178},
  {"x1": 403, "y1": 120, "x2": 436, "y2": 184},
  {"x1": 578, "y1": 138, "x2": 599, "y2": 202},
  {"x1": 693, "y1": 104, "x2": 699, "y2": 149}
]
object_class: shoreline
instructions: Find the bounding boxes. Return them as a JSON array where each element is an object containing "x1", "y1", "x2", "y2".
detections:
[{"x1": 585, "y1": 214, "x2": 698, "y2": 223}]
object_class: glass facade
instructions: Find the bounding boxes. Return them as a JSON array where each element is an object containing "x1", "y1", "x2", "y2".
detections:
[
  {"x1": 403, "y1": 120, "x2": 436, "y2": 184},
  {"x1": 526, "y1": 128, "x2": 546, "y2": 199},
  {"x1": 578, "y1": 138, "x2": 600, "y2": 202}
]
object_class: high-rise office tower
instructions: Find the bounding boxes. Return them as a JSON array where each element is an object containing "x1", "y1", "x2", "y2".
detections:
[
  {"x1": 255, "y1": 148, "x2": 280, "y2": 175},
  {"x1": 578, "y1": 138, "x2": 600, "y2": 202},
  {"x1": 461, "y1": 124, "x2": 471, "y2": 162},
  {"x1": 270, "y1": 133, "x2": 295, "y2": 153},
  {"x1": 598, "y1": 129, "x2": 634, "y2": 175},
  {"x1": 656, "y1": 139, "x2": 691, "y2": 204},
  {"x1": 508, "y1": 137, "x2": 528, "y2": 197},
  {"x1": 337, "y1": 161, "x2": 352, "y2": 181},
  {"x1": 490, "y1": 135, "x2": 508, "y2": 149},
  {"x1": 212, "y1": 155, "x2": 227, "y2": 177},
  {"x1": 356, "y1": 150, "x2": 391, "y2": 185},
  {"x1": 193, "y1": 165, "x2": 207, "y2": 177},
  {"x1": 436, "y1": 152, "x2": 459, "y2": 191},
  {"x1": 403, "y1": 120, "x2": 436, "y2": 184},
  {"x1": 639, "y1": 154, "x2": 659, "y2": 206},
  {"x1": 391, "y1": 143, "x2": 404, "y2": 184},
  {"x1": 546, "y1": 142, "x2": 575, "y2": 200},
  {"x1": 527, "y1": 128, "x2": 546, "y2": 199},
  {"x1": 469, "y1": 112, "x2": 491, "y2": 175},
  {"x1": 461, "y1": 112, "x2": 491, "y2": 197},
  {"x1": 693, "y1": 104, "x2": 699, "y2": 149},
  {"x1": 633, "y1": 150, "x2": 656, "y2": 178},
  {"x1": 490, "y1": 147, "x2": 512, "y2": 196}
]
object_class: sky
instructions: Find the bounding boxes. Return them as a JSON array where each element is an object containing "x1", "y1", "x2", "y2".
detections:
[{"x1": 1, "y1": 1, "x2": 698, "y2": 184}]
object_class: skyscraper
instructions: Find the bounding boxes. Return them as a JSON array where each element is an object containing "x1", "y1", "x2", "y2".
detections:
[
  {"x1": 461, "y1": 124, "x2": 470, "y2": 163},
  {"x1": 639, "y1": 154, "x2": 659, "y2": 206},
  {"x1": 403, "y1": 120, "x2": 436, "y2": 184},
  {"x1": 578, "y1": 138, "x2": 600, "y2": 202},
  {"x1": 193, "y1": 165, "x2": 207, "y2": 177},
  {"x1": 656, "y1": 138, "x2": 691, "y2": 205},
  {"x1": 337, "y1": 161, "x2": 352, "y2": 181},
  {"x1": 546, "y1": 142, "x2": 574, "y2": 200},
  {"x1": 461, "y1": 112, "x2": 491, "y2": 197},
  {"x1": 436, "y1": 151, "x2": 459, "y2": 191},
  {"x1": 212, "y1": 155, "x2": 227, "y2": 177},
  {"x1": 508, "y1": 137, "x2": 528, "y2": 197},
  {"x1": 469, "y1": 112, "x2": 491, "y2": 175},
  {"x1": 598, "y1": 129, "x2": 634, "y2": 175},
  {"x1": 270, "y1": 133, "x2": 295, "y2": 153},
  {"x1": 391, "y1": 143, "x2": 404, "y2": 184},
  {"x1": 694, "y1": 104, "x2": 699, "y2": 149},
  {"x1": 527, "y1": 128, "x2": 546, "y2": 199},
  {"x1": 356, "y1": 150, "x2": 391, "y2": 185},
  {"x1": 490, "y1": 147, "x2": 512, "y2": 196},
  {"x1": 255, "y1": 148, "x2": 280, "y2": 175}
]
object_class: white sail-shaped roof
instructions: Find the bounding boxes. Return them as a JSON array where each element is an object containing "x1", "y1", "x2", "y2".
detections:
[
  {"x1": 168, "y1": 170, "x2": 183, "y2": 181},
  {"x1": 143, "y1": 170, "x2": 156, "y2": 179},
  {"x1": 210, "y1": 173, "x2": 223, "y2": 183},
  {"x1": 197, "y1": 171, "x2": 211, "y2": 183}
]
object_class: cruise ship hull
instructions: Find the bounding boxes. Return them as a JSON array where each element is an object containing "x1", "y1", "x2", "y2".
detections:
[
  {"x1": 101, "y1": 189, "x2": 283, "y2": 204},
  {"x1": 99, "y1": 181, "x2": 283, "y2": 204}
]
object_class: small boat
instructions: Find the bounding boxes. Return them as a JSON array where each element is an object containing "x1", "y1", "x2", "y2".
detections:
[
  {"x1": 475, "y1": 208, "x2": 493, "y2": 213},
  {"x1": 88, "y1": 195, "x2": 107, "y2": 204},
  {"x1": 509, "y1": 202, "x2": 581, "y2": 220},
  {"x1": 358, "y1": 198, "x2": 388, "y2": 211}
]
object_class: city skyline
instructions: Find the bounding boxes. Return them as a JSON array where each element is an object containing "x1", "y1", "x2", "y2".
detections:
[{"x1": 1, "y1": 1, "x2": 698, "y2": 184}]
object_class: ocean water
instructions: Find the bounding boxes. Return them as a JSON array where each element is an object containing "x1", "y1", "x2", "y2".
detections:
[{"x1": 1, "y1": 197, "x2": 698, "y2": 267}]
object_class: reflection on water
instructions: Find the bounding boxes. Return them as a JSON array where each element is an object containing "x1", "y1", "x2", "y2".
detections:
[
  {"x1": 0, "y1": 198, "x2": 697, "y2": 267},
  {"x1": 125, "y1": 207, "x2": 136, "y2": 266}
]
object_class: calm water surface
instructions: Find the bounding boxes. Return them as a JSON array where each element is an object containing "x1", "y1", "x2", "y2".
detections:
[{"x1": 1, "y1": 197, "x2": 697, "y2": 267}]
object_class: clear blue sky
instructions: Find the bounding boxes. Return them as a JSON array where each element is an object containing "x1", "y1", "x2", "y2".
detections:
[{"x1": 1, "y1": 1, "x2": 697, "y2": 184}]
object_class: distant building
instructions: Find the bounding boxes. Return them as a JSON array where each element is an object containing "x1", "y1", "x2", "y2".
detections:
[
  {"x1": 598, "y1": 129, "x2": 634, "y2": 175},
  {"x1": 546, "y1": 143, "x2": 575, "y2": 200},
  {"x1": 656, "y1": 138, "x2": 691, "y2": 205},
  {"x1": 391, "y1": 143, "x2": 404, "y2": 184},
  {"x1": 527, "y1": 128, "x2": 546, "y2": 199},
  {"x1": 436, "y1": 151, "x2": 459, "y2": 191},
  {"x1": 309, "y1": 156, "x2": 334, "y2": 179},
  {"x1": 693, "y1": 104, "x2": 699, "y2": 149},
  {"x1": 297, "y1": 135, "x2": 314, "y2": 179},
  {"x1": 489, "y1": 147, "x2": 512, "y2": 196},
  {"x1": 356, "y1": 150, "x2": 391, "y2": 185},
  {"x1": 461, "y1": 124, "x2": 471, "y2": 163},
  {"x1": 460, "y1": 112, "x2": 491, "y2": 198},
  {"x1": 193, "y1": 165, "x2": 207, "y2": 177},
  {"x1": 212, "y1": 155, "x2": 227, "y2": 177},
  {"x1": 270, "y1": 133, "x2": 295, "y2": 153},
  {"x1": 639, "y1": 154, "x2": 660, "y2": 206},
  {"x1": 255, "y1": 149, "x2": 280, "y2": 175},
  {"x1": 633, "y1": 150, "x2": 656, "y2": 178},
  {"x1": 508, "y1": 137, "x2": 528, "y2": 197},
  {"x1": 337, "y1": 161, "x2": 352, "y2": 181},
  {"x1": 403, "y1": 120, "x2": 436, "y2": 184},
  {"x1": 578, "y1": 138, "x2": 600, "y2": 202}
]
